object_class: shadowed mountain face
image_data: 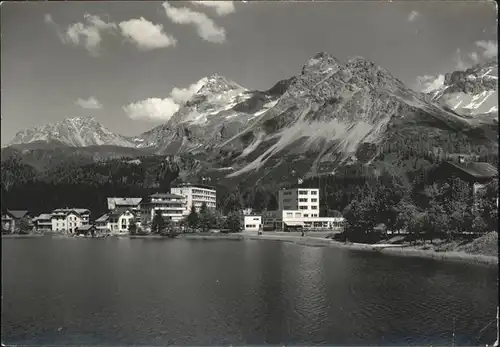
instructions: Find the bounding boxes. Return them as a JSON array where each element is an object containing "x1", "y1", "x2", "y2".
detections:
[{"x1": 2, "y1": 53, "x2": 498, "y2": 187}]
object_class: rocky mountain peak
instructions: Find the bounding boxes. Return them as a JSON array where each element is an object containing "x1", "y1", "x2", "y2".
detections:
[
  {"x1": 301, "y1": 52, "x2": 341, "y2": 76},
  {"x1": 196, "y1": 73, "x2": 244, "y2": 96}
]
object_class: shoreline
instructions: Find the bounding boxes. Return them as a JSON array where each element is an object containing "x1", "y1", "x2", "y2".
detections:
[
  {"x1": 3, "y1": 232, "x2": 497, "y2": 266},
  {"x1": 238, "y1": 233, "x2": 498, "y2": 266}
]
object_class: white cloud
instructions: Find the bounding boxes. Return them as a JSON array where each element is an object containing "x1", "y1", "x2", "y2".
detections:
[
  {"x1": 118, "y1": 17, "x2": 177, "y2": 50},
  {"x1": 475, "y1": 40, "x2": 498, "y2": 59},
  {"x1": 44, "y1": 13, "x2": 54, "y2": 24},
  {"x1": 190, "y1": 1, "x2": 235, "y2": 16},
  {"x1": 63, "y1": 14, "x2": 117, "y2": 56},
  {"x1": 124, "y1": 98, "x2": 180, "y2": 121},
  {"x1": 170, "y1": 77, "x2": 208, "y2": 103},
  {"x1": 124, "y1": 77, "x2": 208, "y2": 121},
  {"x1": 76, "y1": 97, "x2": 103, "y2": 109},
  {"x1": 408, "y1": 10, "x2": 419, "y2": 22},
  {"x1": 162, "y1": 2, "x2": 226, "y2": 43},
  {"x1": 415, "y1": 74, "x2": 445, "y2": 93}
]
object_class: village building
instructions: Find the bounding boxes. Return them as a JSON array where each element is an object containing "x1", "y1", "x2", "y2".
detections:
[
  {"x1": 32, "y1": 213, "x2": 53, "y2": 232},
  {"x1": 107, "y1": 208, "x2": 138, "y2": 234},
  {"x1": 242, "y1": 215, "x2": 262, "y2": 232},
  {"x1": 262, "y1": 187, "x2": 345, "y2": 232},
  {"x1": 170, "y1": 184, "x2": 217, "y2": 216},
  {"x1": 50, "y1": 208, "x2": 90, "y2": 233},
  {"x1": 140, "y1": 193, "x2": 186, "y2": 223},
  {"x1": 107, "y1": 197, "x2": 142, "y2": 212},
  {"x1": 1, "y1": 210, "x2": 32, "y2": 233},
  {"x1": 75, "y1": 224, "x2": 97, "y2": 237},
  {"x1": 95, "y1": 214, "x2": 110, "y2": 234}
]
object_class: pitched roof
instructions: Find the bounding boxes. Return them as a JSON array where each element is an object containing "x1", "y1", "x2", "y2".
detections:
[
  {"x1": 107, "y1": 197, "x2": 142, "y2": 210},
  {"x1": 52, "y1": 208, "x2": 89, "y2": 216},
  {"x1": 95, "y1": 214, "x2": 109, "y2": 222},
  {"x1": 109, "y1": 208, "x2": 136, "y2": 218},
  {"x1": 7, "y1": 210, "x2": 30, "y2": 219},
  {"x1": 446, "y1": 161, "x2": 498, "y2": 179},
  {"x1": 34, "y1": 213, "x2": 52, "y2": 221},
  {"x1": 76, "y1": 225, "x2": 95, "y2": 231}
]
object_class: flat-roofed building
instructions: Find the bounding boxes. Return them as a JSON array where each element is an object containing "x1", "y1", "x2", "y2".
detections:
[
  {"x1": 242, "y1": 215, "x2": 262, "y2": 232},
  {"x1": 170, "y1": 184, "x2": 217, "y2": 215},
  {"x1": 140, "y1": 193, "x2": 186, "y2": 222},
  {"x1": 278, "y1": 188, "x2": 320, "y2": 217}
]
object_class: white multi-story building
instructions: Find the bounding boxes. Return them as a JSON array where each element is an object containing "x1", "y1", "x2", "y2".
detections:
[
  {"x1": 140, "y1": 193, "x2": 186, "y2": 222},
  {"x1": 278, "y1": 188, "x2": 320, "y2": 217},
  {"x1": 261, "y1": 187, "x2": 344, "y2": 232},
  {"x1": 170, "y1": 184, "x2": 217, "y2": 215},
  {"x1": 50, "y1": 208, "x2": 90, "y2": 233},
  {"x1": 242, "y1": 215, "x2": 262, "y2": 232}
]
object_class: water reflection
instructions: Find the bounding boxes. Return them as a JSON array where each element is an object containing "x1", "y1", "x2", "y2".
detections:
[{"x1": 2, "y1": 238, "x2": 498, "y2": 346}]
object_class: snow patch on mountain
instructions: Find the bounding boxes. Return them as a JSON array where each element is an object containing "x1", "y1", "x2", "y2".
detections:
[{"x1": 7, "y1": 116, "x2": 135, "y2": 148}]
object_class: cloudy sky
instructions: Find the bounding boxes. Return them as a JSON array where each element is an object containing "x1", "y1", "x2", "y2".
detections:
[{"x1": 1, "y1": 0, "x2": 497, "y2": 145}]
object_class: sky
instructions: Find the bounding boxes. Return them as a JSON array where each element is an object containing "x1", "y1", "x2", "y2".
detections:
[{"x1": 1, "y1": 0, "x2": 497, "y2": 145}]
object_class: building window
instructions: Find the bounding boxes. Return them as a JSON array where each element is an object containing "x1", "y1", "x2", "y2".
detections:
[
  {"x1": 299, "y1": 190, "x2": 308, "y2": 195},
  {"x1": 303, "y1": 214, "x2": 309, "y2": 217},
  {"x1": 311, "y1": 206, "x2": 318, "y2": 209},
  {"x1": 286, "y1": 212, "x2": 293, "y2": 217},
  {"x1": 311, "y1": 198, "x2": 317, "y2": 202},
  {"x1": 299, "y1": 198, "x2": 308, "y2": 202},
  {"x1": 245, "y1": 224, "x2": 256, "y2": 228},
  {"x1": 311, "y1": 191, "x2": 317, "y2": 195},
  {"x1": 283, "y1": 191, "x2": 292, "y2": 196},
  {"x1": 299, "y1": 206, "x2": 307, "y2": 210}
]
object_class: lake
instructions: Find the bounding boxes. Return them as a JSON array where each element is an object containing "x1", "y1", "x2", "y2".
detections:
[{"x1": 2, "y1": 237, "x2": 498, "y2": 345}]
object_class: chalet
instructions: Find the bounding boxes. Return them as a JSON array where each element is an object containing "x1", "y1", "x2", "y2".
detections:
[
  {"x1": 51, "y1": 208, "x2": 91, "y2": 233},
  {"x1": 107, "y1": 197, "x2": 142, "y2": 212},
  {"x1": 32, "y1": 213, "x2": 53, "y2": 232},
  {"x1": 95, "y1": 214, "x2": 110, "y2": 233},
  {"x1": 442, "y1": 160, "x2": 498, "y2": 193},
  {"x1": 1, "y1": 210, "x2": 32, "y2": 233},
  {"x1": 75, "y1": 224, "x2": 97, "y2": 237},
  {"x1": 108, "y1": 208, "x2": 138, "y2": 234}
]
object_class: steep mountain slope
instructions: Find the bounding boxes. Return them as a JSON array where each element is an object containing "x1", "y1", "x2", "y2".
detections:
[
  {"x1": 4, "y1": 53, "x2": 497, "y2": 190},
  {"x1": 424, "y1": 61, "x2": 498, "y2": 121},
  {"x1": 6, "y1": 116, "x2": 136, "y2": 148},
  {"x1": 134, "y1": 74, "x2": 294, "y2": 154},
  {"x1": 209, "y1": 53, "x2": 489, "y2": 183}
]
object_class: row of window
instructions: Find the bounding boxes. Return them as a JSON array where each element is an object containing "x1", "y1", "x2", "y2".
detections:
[
  {"x1": 298, "y1": 206, "x2": 318, "y2": 210},
  {"x1": 285, "y1": 212, "x2": 319, "y2": 217},
  {"x1": 191, "y1": 189, "x2": 216, "y2": 196},
  {"x1": 299, "y1": 190, "x2": 318, "y2": 195},
  {"x1": 245, "y1": 224, "x2": 261, "y2": 228}
]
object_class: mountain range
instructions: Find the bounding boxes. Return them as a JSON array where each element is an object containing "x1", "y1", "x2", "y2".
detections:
[{"x1": 2, "y1": 52, "x2": 498, "y2": 186}]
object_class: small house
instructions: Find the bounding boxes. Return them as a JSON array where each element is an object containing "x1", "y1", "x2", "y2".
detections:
[
  {"x1": 75, "y1": 224, "x2": 96, "y2": 237},
  {"x1": 1, "y1": 210, "x2": 32, "y2": 233},
  {"x1": 242, "y1": 215, "x2": 262, "y2": 232}
]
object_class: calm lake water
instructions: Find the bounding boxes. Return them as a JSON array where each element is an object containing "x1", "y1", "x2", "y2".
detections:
[{"x1": 2, "y1": 237, "x2": 498, "y2": 346}]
